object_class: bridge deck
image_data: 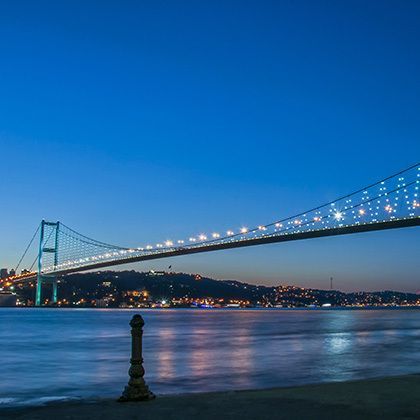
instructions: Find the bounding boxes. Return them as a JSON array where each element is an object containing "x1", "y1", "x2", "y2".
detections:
[{"x1": 34, "y1": 217, "x2": 418, "y2": 277}]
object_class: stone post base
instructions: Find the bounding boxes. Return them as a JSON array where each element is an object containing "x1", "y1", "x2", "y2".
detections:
[{"x1": 118, "y1": 382, "x2": 155, "y2": 402}]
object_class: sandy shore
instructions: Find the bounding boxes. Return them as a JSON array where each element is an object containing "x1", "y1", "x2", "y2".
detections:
[{"x1": 2, "y1": 374, "x2": 420, "y2": 419}]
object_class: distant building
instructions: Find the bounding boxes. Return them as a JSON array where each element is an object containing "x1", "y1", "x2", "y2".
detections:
[
  {"x1": 0, "y1": 268, "x2": 8, "y2": 279},
  {"x1": 94, "y1": 299, "x2": 108, "y2": 308},
  {"x1": 9, "y1": 269, "x2": 16, "y2": 277},
  {"x1": 147, "y1": 270, "x2": 165, "y2": 276},
  {"x1": 0, "y1": 291, "x2": 17, "y2": 307}
]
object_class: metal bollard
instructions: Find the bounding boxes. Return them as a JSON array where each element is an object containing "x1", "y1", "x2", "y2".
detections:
[{"x1": 118, "y1": 314, "x2": 155, "y2": 402}]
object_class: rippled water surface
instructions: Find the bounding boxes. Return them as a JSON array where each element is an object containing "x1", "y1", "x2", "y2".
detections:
[{"x1": 1, "y1": 308, "x2": 419, "y2": 406}]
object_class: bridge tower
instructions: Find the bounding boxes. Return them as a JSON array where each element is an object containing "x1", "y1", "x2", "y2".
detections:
[{"x1": 36, "y1": 220, "x2": 60, "y2": 306}]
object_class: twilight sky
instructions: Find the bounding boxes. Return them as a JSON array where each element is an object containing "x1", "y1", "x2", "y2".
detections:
[{"x1": 0, "y1": 1, "x2": 419, "y2": 292}]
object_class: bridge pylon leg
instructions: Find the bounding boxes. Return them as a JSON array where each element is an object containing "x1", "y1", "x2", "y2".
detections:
[
  {"x1": 52, "y1": 280, "x2": 58, "y2": 304},
  {"x1": 35, "y1": 276, "x2": 42, "y2": 306},
  {"x1": 36, "y1": 220, "x2": 45, "y2": 307}
]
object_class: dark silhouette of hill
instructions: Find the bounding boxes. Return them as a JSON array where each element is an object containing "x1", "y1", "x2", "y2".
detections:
[{"x1": 54, "y1": 270, "x2": 419, "y2": 307}]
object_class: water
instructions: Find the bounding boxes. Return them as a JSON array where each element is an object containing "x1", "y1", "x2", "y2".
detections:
[{"x1": 0, "y1": 308, "x2": 419, "y2": 407}]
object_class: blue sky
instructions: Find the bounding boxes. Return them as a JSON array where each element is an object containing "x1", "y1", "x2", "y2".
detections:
[{"x1": 0, "y1": 1, "x2": 419, "y2": 292}]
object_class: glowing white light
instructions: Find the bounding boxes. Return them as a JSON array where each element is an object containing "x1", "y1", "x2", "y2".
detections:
[
  {"x1": 165, "y1": 241, "x2": 173, "y2": 247},
  {"x1": 199, "y1": 234, "x2": 207, "y2": 241},
  {"x1": 334, "y1": 212, "x2": 343, "y2": 220},
  {"x1": 258, "y1": 226, "x2": 267, "y2": 231},
  {"x1": 226, "y1": 230, "x2": 234, "y2": 236},
  {"x1": 359, "y1": 209, "x2": 365, "y2": 215},
  {"x1": 189, "y1": 237, "x2": 196, "y2": 242},
  {"x1": 212, "y1": 233, "x2": 220, "y2": 238},
  {"x1": 240, "y1": 227, "x2": 248, "y2": 234},
  {"x1": 275, "y1": 223, "x2": 282, "y2": 228}
]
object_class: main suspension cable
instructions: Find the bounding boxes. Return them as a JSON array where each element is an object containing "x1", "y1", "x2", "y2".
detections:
[
  {"x1": 59, "y1": 223, "x2": 129, "y2": 250},
  {"x1": 15, "y1": 223, "x2": 41, "y2": 273}
]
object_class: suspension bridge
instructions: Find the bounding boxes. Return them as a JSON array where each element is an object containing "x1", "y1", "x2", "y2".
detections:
[{"x1": 1, "y1": 163, "x2": 419, "y2": 306}]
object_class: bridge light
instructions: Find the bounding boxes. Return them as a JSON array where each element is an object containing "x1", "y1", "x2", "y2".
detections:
[
  {"x1": 258, "y1": 226, "x2": 267, "y2": 231},
  {"x1": 165, "y1": 241, "x2": 173, "y2": 247},
  {"x1": 189, "y1": 237, "x2": 196, "y2": 242},
  {"x1": 275, "y1": 223, "x2": 282, "y2": 228},
  {"x1": 358, "y1": 209, "x2": 365, "y2": 215},
  {"x1": 313, "y1": 217, "x2": 321, "y2": 222},
  {"x1": 212, "y1": 233, "x2": 220, "y2": 238},
  {"x1": 240, "y1": 227, "x2": 248, "y2": 234},
  {"x1": 198, "y1": 234, "x2": 207, "y2": 241},
  {"x1": 226, "y1": 230, "x2": 234, "y2": 236},
  {"x1": 334, "y1": 212, "x2": 343, "y2": 220}
]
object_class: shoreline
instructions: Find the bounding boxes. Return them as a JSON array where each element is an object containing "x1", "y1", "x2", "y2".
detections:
[
  {"x1": 2, "y1": 305, "x2": 420, "y2": 310},
  {"x1": 3, "y1": 374, "x2": 420, "y2": 419}
]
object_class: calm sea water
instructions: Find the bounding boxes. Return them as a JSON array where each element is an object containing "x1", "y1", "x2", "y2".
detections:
[{"x1": 0, "y1": 308, "x2": 419, "y2": 407}]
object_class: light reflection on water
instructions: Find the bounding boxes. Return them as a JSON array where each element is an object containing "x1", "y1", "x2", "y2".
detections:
[{"x1": 0, "y1": 308, "x2": 419, "y2": 406}]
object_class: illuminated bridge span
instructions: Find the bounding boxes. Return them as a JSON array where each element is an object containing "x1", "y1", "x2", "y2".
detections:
[{"x1": 3, "y1": 163, "x2": 419, "y2": 305}]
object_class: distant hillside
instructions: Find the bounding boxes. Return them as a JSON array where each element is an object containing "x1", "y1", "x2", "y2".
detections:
[
  {"x1": 62, "y1": 270, "x2": 275, "y2": 301},
  {"x1": 53, "y1": 270, "x2": 419, "y2": 307},
  {"x1": 16, "y1": 270, "x2": 419, "y2": 307}
]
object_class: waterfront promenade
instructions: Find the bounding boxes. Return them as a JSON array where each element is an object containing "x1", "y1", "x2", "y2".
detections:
[{"x1": 4, "y1": 374, "x2": 420, "y2": 419}]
